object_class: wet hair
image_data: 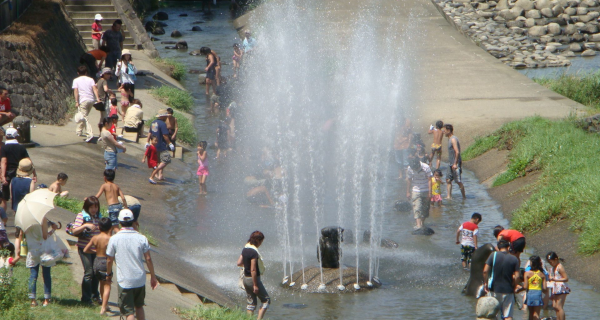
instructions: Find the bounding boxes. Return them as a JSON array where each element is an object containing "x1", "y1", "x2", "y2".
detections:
[
  {"x1": 200, "y1": 47, "x2": 212, "y2": 55},
  {"x1": 166, "y1": 107, "x2": 173, "y2": 114},
  {"x1": 444, "y1": 124, "x2": 454, "y2": 133},
  {"x1": 493, "y1": 225, "x2": 504, "y2": 238},
  {"x1": 1, "y1": 241, "x2": 15, "y2": 257},
  {"x1": 198, "y1": 140, "x2": 207, "y2": 150},
  {"x1": 497, "y1": 239, "x2": 510, "y2": 249},
  {"x1": 98, "y1": 217, "x2": 112, "y2": 232},
  {"x1": 433, "y1": 169, "x2": 443, "y2": 177},
  {"x1": 409, "y1": 155, "x2": 421, "y2": 169},
  {"x1": 98, "y1": 117, "x2": 111, "y2": 132},
  {"x1": 77, "y1": 65, "x2": 88, "y2": 75},
  {"x1": 57, "y1": 173, "x2": 68, "y2": 181},
  {"x1": 83, "y1": 196, "x2": 100, "y2": 215},
  {"x1": 104, "y1": 169, "x2": 116, "y2": 182},
  {"x1": 471, "y1": 212, "x2": 482, "y2": 222},
  {"x1": 529, "y1": 255, "x2": 543, "y2": 271},
  {"x1": 247, "y1": 231, "x2": 265, "y2": 246},
  {"x1": 233, "y1": 43, "x2": 239, "y2": 48},
  {"x1": 111, "y1": 98, "x2": 118, "y2": 106},
  {"x1": 99, "y1": 45, "x2": 110, "y2": 53},
  {"x1": 546, "y1": 251, "x2": 565, "y2": 262},
  {"x1": 435, "y1": 120, "x2": 444, "y2": 129},
  {"x1": 132, "y1": 99, "x2": 142, "y2": 108},
  {"x1": 113, "y1": 19, "x2": 122, "y2": 26},
  {"x1": 122, "y1": 83, "x2": 134, "y2": 101}
]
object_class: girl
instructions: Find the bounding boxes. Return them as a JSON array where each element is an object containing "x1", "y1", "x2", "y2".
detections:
[
  {"x1": 431, "y1": 169, "x2": 443, "y2": 206},
  {"x1": 547, "y1": 251, "x2": 569, "y2": 320},
  {"x1": 236, "y1": 231, "x2": 270, "y2": 319},
  {"x1": 91, "y1": 14, "x2": 103, "y2": 50},
  {"x1": 108, "y1": 97, "x2": 119, "y2": 118},
  {"x1": 415, "y1": 141, "x2": 429, "y2": 164},
  {"x1": 118, "y1": 83, "x2": 133, "y2": 117},
  {"x1": 142, "y1": 135, "x2": 159, "y2": 185},
  {"x1": 115, "y1": 49, "x2": 137, "y2": 93},
  {"x1": 197, "y1": 141, "x2": 209, "y2": 194},
  {"x1": 232, "y1": 43, "x2": 242, "y2": 78},
  {"x1": 524, "y1": 255, "x2": 547, "y2": 320},
  {"x1": 99, "y1": 117, "x2": 126, "y2": 170},
  {"x1": 201, "y1": 47, "x2": 218, "y2": 95}
]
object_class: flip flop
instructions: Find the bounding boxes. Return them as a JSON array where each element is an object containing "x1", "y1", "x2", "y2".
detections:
[{"x1": 149, "y1": 178, "x2": 157, "y2": 185}]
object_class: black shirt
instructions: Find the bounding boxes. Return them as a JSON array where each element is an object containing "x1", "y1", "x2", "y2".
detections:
[
  {"x1": 242, "y1": 248, "x2": 259, "y2": 277},
  {"x1": 1, "y1": 143, "x2": 29, "y2": 174},
  {"x1": 486, "y1": 251, "x2": 520, "y2": 294}
]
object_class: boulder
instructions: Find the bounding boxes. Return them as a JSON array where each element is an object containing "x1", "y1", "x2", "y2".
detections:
[
  {"x1": 189, "y1": 49, "x2": 202, "y2": 56},
  {"x1": 564, "y1": 7, "x2": 577, "y2": 15},
  {"x1": 526, "y1": 9, "x2": 542, "y2": 18},
  {"x1": 529, "y1": 25, "x2": 548, "y2": 36},
  {"x1": 582, "y1": 49, "x2": 596, "y2": 56},
  {"x1": 535, "y1": 0, "x2": 553, "y2": 9},
  {"x1": 570, "y1": 42, "x2": 583, "y2": 51},
  {"x1": 176, "y1": 40, "x2": 188, "y2": 49},
  {"x1": 548, "y1": 22, "x2": 561, "y2": 34},
  {"x1": 515, "y1": 0, "x2": 534, "y2": 10},
  {"x1": 525, "y1": 17, "x2": 536, "y2": 27},
  {"x1": 171, "y1": 30, "x2": 182, "y2": 37},
  {"x1": 545, "y1": 45, "x2": 558, "y2": 52},
  {"x1": 590, "y1": 33, "x2": 600, "y2": 41},
  {"x1": 153, "y1": 11, "x2": 169, "y2": 20},
  {"x1": 476, "y1": 296, "x2": 500, "y2": 319},
  {"x1": 562, "y1": 50, "x2": 576, "y2": 56},
  {"x1": 565, "y1": 24, "x2": 578, "y2": 34},
  {"x1": 577, "y1": 7, "x2": 589, "y2": 15},
  {"x1": 152, "y1": 26, "x2": 165, "y2": 35},
  {"x1": 496, "y1": 0, "x2": 509, "y2": 10},
  {"x1": 584, "y1": 23, "x2": 599, "y2": 33},
  {"x1": 552, "y1": 5, "x2": 564, "y2": 16},
  {"x1": 541, "y1": 8, "x2": 554, "y2": 18},
  {"x1": 191, "y1": 26, "x2": 203, "y2": 31}
]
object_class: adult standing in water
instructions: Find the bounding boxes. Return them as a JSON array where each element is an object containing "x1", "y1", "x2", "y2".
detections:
[
  {"x1": 406, "y1": 156, "x2": 432, "y2": 230},
  {"x1": 444, "y1": 124, "x2": 466, "y2": 199},
  {"x1": 483, "y1": 240, "x2": 520, "y2": 320},
  {"x1": 237, "y1": 231, "x2": 270, "y2": 319},
  {"x1": 200, "y1": 47, "x2": 218, "y2": 96}
]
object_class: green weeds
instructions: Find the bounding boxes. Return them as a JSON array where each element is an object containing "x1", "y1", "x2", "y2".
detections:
[
  {"x1": 174, "y1": 305, "x2": 255, "y2": 320},
  {"x1": 534, "y1": 72, "x2": 600, "y2": 109},
  {"x1": 149, "y1": 86, "x2": 194, "y2": 112},
  {"x1": 153, "y1": 57, "x2": 187, "y2": 81}
]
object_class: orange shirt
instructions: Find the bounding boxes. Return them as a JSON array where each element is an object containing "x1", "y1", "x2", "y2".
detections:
[
  {"x1": 88, "y1": 50, "x2": 107, "y2": 61},
  {"x1": 499, "y1": 229, "x2": 524, "y2": 242}
]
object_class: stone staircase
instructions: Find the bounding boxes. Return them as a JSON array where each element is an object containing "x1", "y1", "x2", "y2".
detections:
[{"x1": 64, "y1": 0, "x2": 137, "y2": 50}]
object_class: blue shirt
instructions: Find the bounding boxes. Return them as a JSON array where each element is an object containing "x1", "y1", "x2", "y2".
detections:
[
  {"x1": 243, "y1": 37, "x2": 256, "y2": 53},
  {"x1": 150, "y1": 119, "x2": 169, "y2": 152}
]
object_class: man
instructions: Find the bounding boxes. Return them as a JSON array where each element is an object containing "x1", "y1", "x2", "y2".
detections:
[
  {"x1": 73, "y1": 66, "x2": 101, "y2": 142},
  {"x1": 146, "y1": 109, "x2": 174, "y2": 182},
  {"x1": 0, "y1": 88, "x2": 16, "y2": 126},
  {"x1": 483, "y1": 240, "x2": 520, "y2": 320},
  {"x1": 106, "y1": 209, "x2": 158, "y2": 320},
  {"x1": 444, "y1": 124, "x2": 466, "y2": 199},
  {"x1": 493, "y1": 225, "x2": 526, "y2": 264},
  {"x1": 1, "y1": 128, "x2": 36, "y2": 212},
  {"x1": 79, "y1": 46, "x2": 109, "y2": 78},
  {"x1": 406, "y1": 156, "x2": 432, "y2": 230},
  {"x1": 102, "y1": 20, "x2": 124, "y2": 70}
]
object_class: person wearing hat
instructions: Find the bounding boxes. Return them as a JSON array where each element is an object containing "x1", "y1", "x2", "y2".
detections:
[
  {"x1": 1, "y1": 128, "x2": 36, "y2": 212},
  {"x1": 102, "y1": 19, "x2": 124, "y2": 70},
  {"x1": 106, "y1": 209, "x2": 158, "y2": 320},
  {"x1": 92, "y1": 14, "x2": 104, "y2": 50},
  {"x1": 10, "y1": 158, "x2": 35, "y2": 213},
  {"x1": 146, "y1": 109, "x2": 174, "y2": 183},
  {"x1": 96, "y1": 67, "x2": 114, "y2": 119},
  {"x1": 115, "y1": 49, "x2": 137, "y2": 94}
]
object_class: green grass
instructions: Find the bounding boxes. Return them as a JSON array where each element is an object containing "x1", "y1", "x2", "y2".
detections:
[
  {"x1": 154, "y1": 57, "x2": 186, "y2": 81},
  {"x1": 149, "y1": 86, "x2": 194, "y2": 112},
  {"x1": 66, "y1": 96, "x2": 77, "y2": 117},
  {"x1": 462, "y1": 116, "x2": 600, "y2": 254},
  {"x1": 140, "y1": 227, "x2": 159, "y2": 247},
  {"x1": 0, "y1": 262, "x2": 105, "y2": 319},
  {"x1": 150, "y1": 111, "x2": 197, "y2": 146},
  {"x1": 174, "y1": 305, "x2": 256, "y2": 320},
  {"x1": 54, "y1": 197, "x2": 83, "y2": 214},
  {"x1": 534, "y1": 72, "x2": 600, "y2": 109}
]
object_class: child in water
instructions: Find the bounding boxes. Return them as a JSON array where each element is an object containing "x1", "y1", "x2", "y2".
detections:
[
  {"x1": 142, "y1": 135, "x2": 159, "y2": 184},
  {"x1": 455, "y1": 212, "x2": 481, "y2": 270},
  {"x1": 428, "y1": 120, "x2": 444, "y2": 169},
  {"x1": 197, "y1": 141, "x2": 209, "y2": 194},
  {"x1": 546, "y1": 251, "x2": 569, "y2": 320},
  {"x1": 431, "y1": 169, "x2": 443, "y2": 206},
  {"x1": 524, "y1": 255, "x2": 547, "y2": 320},
  {"x1": 232, "y1": 43, "x2": 242, "y2": 78},
  {"x1": 415, "y1": 141, "x2": 429, "y2": 164}
]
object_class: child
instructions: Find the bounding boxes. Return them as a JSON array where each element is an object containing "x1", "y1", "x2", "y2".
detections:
[
  {"x1": 109, "y1": 114, "x2": 119, "y2": 140},
  {"x1": 48, "y1": 173, "x2": 69, "y2": 197},
  {"x1": 91, "y1": 14, "x2": 103, "y2": 50},
  {"x1": 232, "y1": 43, "x2": 242, "y2": 78},
  {"x1": 165, "y1": 108, "x2": 178, "y2": 156},
  {"x1": 142, "y1": 135, "x2": 159, "y2": 184},
  {"x1": 546, "y1": 251, "x2": 569, "y2": 320},
  {"x1": 118, "y1": 83, "x2": 133, "y2": 116},
  {"x1": 428, "y1": 120, "x2": 444, "y2": 169},
  {"x1": 431, "y1": 169, "x2": 443, "y2": 206},
  {"x1": 216, "y1": 120, "x2": 230, "y2": 160},
  {"x1": 83, "y1": 217, "x2": 112, "y2": 315},
  {"x1": 108, "y1": 97, "x2": 119, "y2": 118},
  {"x1": 197, "y1": 141, "x2": 209, "y2": 194},
  {"x1": 95, "y1": 169, "x2": 127, "y2": 233},
  {"x1": 455, "y1": 212, "x2": 482, "y2": 270},
  {"x1": 524, "y1": 255, "x2": 547, "y2": 320},
  {"x1": 415, "y1": 141, "x2": 429, "y2": 164}
]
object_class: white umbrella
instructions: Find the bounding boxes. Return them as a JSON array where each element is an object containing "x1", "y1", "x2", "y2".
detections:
[{"x1": 14, "y1": 188, "x2": 58, "y2": 232}]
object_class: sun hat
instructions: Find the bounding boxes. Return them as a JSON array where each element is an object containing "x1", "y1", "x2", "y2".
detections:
[
  {"x1": 156, "y1": 109, "x2": 169, "y2": 117},
  {"x1": 16, "y1": 158, "x2": 34, "y2": 177},
  {"x1": 118, "y1": 209, "x2": 134, "y2": 222},
  {"x1": 121, "y1": 49, "x2": 131, "y2": 57},
  {"x1": 94, "y1": 14, "x2": 103, "y2": 21},
  {"x1": 5, "y1": 128, "x2": 18, "y2": 139},
  {"x1": 101, "y1": 67, "x2": 112, "y2": 75}
]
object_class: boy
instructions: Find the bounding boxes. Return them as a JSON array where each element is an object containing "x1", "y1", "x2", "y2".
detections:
[
  {"x1": 84, "y1": 217, "x2": 113, "y2": 315},
  {"x1": 445, "y1": 124, "x2": 466, "y2": 199},
  {"x1": 456, "y1": 212, "x2": 482, "y2": 270},
  {"x1": 49, "y1": 173, "x2": 69, "y2": 197},
  {"x1": 428, "y1": 120, "x2": 444, "y2": 169},
  {"x1": 95, "y1": 169, "x2": 127, "y2": 232},
  {"x1": 165, "y1": 108, "x2": 178, "y2": 156},
  {"x1": 142, "y1": 135, "x2": 159, "y2": 184},
  {"x1": 493, "y1": 225, "x2": 526, "y2": 264}
]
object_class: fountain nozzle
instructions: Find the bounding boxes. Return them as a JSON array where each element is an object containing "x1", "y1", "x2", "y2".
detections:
[
  {"x1": 317, "y1": 283, "x2": 326, "y2": 291},
  {"x1": 301, "y1": 284, "x2": 308, "y2": 290},
  {"x1": 372, "y1": 276, "x2": 381, "y2": 285},
  {"x1": 354, "y1": 283, "x2": 361, "y2": 290},
  {"x1": 289, "y1": 282, "x2": 296, "y2": 287},
  {"x1": 367, "y1": 281, "x2": 373, "y2": 287},
  {"x1": 282, "y1": 276, "x2": 289, "y2": 285},
  {"x1": 337, "y1": 285, "x2": 345, "y2": 291}
]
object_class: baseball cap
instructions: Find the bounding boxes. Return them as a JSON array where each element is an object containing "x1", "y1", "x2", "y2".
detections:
[
  {"x1": 118, "y1": 209, "x2": 134, "y2": 222},
  {"x1": 6, "y1": 128, "x2": 18, "y2": 138}
]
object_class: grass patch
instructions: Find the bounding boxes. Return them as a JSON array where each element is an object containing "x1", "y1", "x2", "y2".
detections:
[
  {"x1": 153, "y1": 57, "x2": 186, "y2": 81},
  {"x1": 534, "y1": 72, "x2": 600, "y2": 109},
  {"x1": 0, "y1": 262, "x2": 105, "y2": 319},
  {"x1": 174, "y1": 305, "x2": 255, "y2": 320},
  {"x1": 140, "y1": 227, "x2": 159, "y2": 247},
  {"x1": 463, "y1": 116, "x2": 600, "y2": 254},
  {"x1": 54, "y1": 196, "x2": 83, "y2": 214},
  {"x1": 66, "y1": 96, "x2": 77, "y2": 117},
  {"x1": 150, "y1": 111, "x2": 197, "y2": 146},
  {"x1": 149, "y1": 86, "x2": 194, "y2": 112}
]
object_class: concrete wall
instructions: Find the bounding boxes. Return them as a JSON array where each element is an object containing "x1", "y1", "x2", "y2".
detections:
[
  {"x1": 113, "y1": 0, "x2": 158, "y2": 57},
  {"x1": 0, "y1": 0, "x2": 86, "y2": 124}
]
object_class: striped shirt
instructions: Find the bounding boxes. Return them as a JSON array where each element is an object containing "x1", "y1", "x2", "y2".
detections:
[
  {"x1": 407, "y1": 162, "x2": 433, "y2": 193},
  {"x1": 71, "y1": 211, "x2": 100, "y2": 249}
]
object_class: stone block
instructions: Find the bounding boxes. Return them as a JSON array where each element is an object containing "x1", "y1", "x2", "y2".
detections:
[
  {"x1": 529, "y1": 25, "x2": 548, "y2": 36},
  {"x1": 515, "y1": 0, "x2": 534, "y2": 10},
  {"x1": 541, "y1": 7, "x2": 554, "y2": 17},
  {"x1": 526, "y1": 9, "x2": 542, "y2": 18}
]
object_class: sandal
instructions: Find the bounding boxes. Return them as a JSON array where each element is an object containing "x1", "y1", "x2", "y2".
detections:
[
  {"x1": 149, "y1": 178, "x2": 157, "y2": 185},
  {"x1": 31, "y1": 300, "x2": 38, "y2": 307}
]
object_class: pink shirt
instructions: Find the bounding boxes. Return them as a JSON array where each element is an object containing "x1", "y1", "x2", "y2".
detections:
[{"x1": 92, "y1": 22, "x2": 102, "y2": 40}]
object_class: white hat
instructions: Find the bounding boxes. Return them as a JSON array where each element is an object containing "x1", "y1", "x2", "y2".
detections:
[
  {"x1": 121, "y1": 49, "x2": 131, "y2": 57},
  {"x1": 118, "y1": 209, "x2": 134, "y2": 222},
  {"x1": 95, "y1": 14, "x2": 103, "y2": 20},
  {"x1": 6, "y1": 128, "x2": 18, "y2": 139}
]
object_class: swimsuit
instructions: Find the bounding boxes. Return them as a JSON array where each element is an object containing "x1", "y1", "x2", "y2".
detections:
[
  {"x1": 206, "y1": 54, "x2": 217, "y2": 80},
  {"x1": 93, "y1": 256, "x2": 108, "y2": 281},
  {"x1": 431, "y1": 178, "x2": 442, "y2": 202},
  {"x1": 197, "y1": 155, "x2": 209, "y2": 176},
  {"x1": 551, "y1": 266, "x2": 570, "y2": 295}
]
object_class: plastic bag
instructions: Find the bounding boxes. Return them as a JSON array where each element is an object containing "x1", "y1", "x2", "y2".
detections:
[{"x1": 40, "y1": 234, "x2": 68, "y2": 267}]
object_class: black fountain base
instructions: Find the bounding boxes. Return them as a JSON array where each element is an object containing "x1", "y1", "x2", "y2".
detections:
[{"x1": 282, "y1": 265, "x2": 381, "y2": 293}]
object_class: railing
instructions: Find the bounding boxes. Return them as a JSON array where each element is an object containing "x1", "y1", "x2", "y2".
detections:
[{"x1": 0, "y1": 0, "x2": 33, "y2": 32}]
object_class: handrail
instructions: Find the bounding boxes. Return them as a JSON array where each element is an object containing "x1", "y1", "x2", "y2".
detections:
[{"x1": 0, "y1": 0, "x2": 34, "y2": 33}]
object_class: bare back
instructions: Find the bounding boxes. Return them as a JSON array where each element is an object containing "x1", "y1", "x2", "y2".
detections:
[
  {"x1": 48, "y1": 181, "x2": 62, "y2": 193},
  {"x1": 92, "y1": 233, "x2": 111, "y2": 257},
  {"x1": 99, "y1": 182, "x2": 121, "y2": 205},
  {"x1": 165, "y1": 115, "x2": 176, "y2": 130},
  {"x1": 433, "y1": 129, "x2": 444, "y2": 145}
]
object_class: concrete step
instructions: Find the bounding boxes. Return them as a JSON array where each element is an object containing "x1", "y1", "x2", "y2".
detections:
[
  {"x1": 80, "y1": 30, "x2": 132, "y2": 39},
  {"x1": 76, "y1": 24, "x2": 128, "y2": 32},
  {"x1": 181, "y1": 293, "x2": 202, "y2": 304},
  {"x1": 65, "y1": 4, "x2": 115, "y2": 11},
  {"x1": 70, "y1": 11, "x2": 119, "y2": 19},
  {"x1": 64, "y1": 0, "x2": 112, "y2": 5},
  {"x1": 85, "y1": 43, "x2": 138, "y2": 50},
  {"x1": 73, "y1": 17, "x2": 124, "y2": 26}
]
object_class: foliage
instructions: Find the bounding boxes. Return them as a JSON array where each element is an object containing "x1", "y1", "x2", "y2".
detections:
[
  {"x1": 149, "y1": 86, "x2": 194, "y2": 112},
  {"x1": 154, "y1": 57, "x2": 186, "y2": 81},
  {"x1": 140, "y1": 227, "x2": 158, "y2": 247},
  {"x1": 66, "y1": 96, "x2": 77, "y2": 117},
  {"x1": 534, "y1": 72, "x2": 600, "y2": 109},
  {"x1": 174, "y1": 305, "x2": 256, "y2": 320}
]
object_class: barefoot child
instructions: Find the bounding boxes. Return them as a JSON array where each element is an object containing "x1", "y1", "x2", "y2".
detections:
[
  {"x1": 524, "y1": 255, "x2": 547, "y2": 320},
  {"x1": 142, "y1": 135, "x2": 159, "y2": 184},
  {"x1": 165, "y1": 108, "x2": 178, "y2": 156},
  {"x1": 455, "y1": 212, "x2": 481, "y2": 270},
  {"x1": 48, "y1": 173, "x2": 69, "y2": 197},
  {"x1": 431, "y1": 169, "x2": 443, "y2": 206},
  {"x1": 197, "y1": 141, "x2": 209, "y2": 194},
  {"x1": 95, "y1": 169, "x2": 127, "y2": 233},
  {"x1": 546, "y1": 251, "x2": 569, "y2": 320},
  {"x1": 428, "y1": 120, "x2": 444, "y2": 169},
  {"x1": 83, "y1": 217, "x2": 112, "y2": 315},
  {"x1": 108, "y1": 97, "x2": 119, "y2": 118}
]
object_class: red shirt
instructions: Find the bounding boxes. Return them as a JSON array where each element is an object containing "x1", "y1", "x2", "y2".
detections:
[
  {"x1": 0, "y1": 98, "x2": 11, "y2": 112},
  {"x1": 92, "y1": 22, "x2": 102, "y2": 40},
  {"x1": 144, "y1": 145, "x2": 158, "y2": 168},
  {"x1": 462, "y1": 221, "x2": 478, "y2": 232},
  {"x1": 499, "y1": 229, "x2": 524, "y2": 242}
]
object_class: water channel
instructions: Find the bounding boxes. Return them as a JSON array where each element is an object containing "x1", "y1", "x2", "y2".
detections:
[{"x1": 148, "y1": 3, "x2": 600, "y2": 319}]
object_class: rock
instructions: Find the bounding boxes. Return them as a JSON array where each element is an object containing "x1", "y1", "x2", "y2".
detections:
[
  {"x1": 570, "y1": 42, "x2": 583, "y2": 51},
  {"x1": 575, "y1": 21, "x2": 586, "y2": 29},
  {"x1": 515, "y1": 0, "x2": 534, "y2": 10},
  {"x1": 478, "y1": 10, "x2": 495, "y2": 18},
  {"x1": 584, "y1": 23, "x2": 599, "y2": 33},
  {"x1": 539, "y1": 35, "x2": 553, "y2": 43},
  {"x1": 509, "y1": 7, "x2": 525, "y2": 19},
  {"x1": 565, "y1": 24, "x2": 578, "y2": 34},
  {"x1": 536, "y1": 0, "x2": 553, "y2": 9},
  {"x1": 526, "y1": 9, "x2": 542, "y2": 18},
  {"x1": 588, "y1": 11, "x2": 600, "y2": 19},
  {"x1": 145, "y1": 21, "x2": 167, "y2": 32},
  {"x1": 548, "y1": 22, "x2": 561, "y2": 34},
  {"x1": 171, "y1": 30, "x2": 182, "y2": 37},
  {"x1": 552, "y1": 5, "x2": 564, "y2": 16},
  {"x1": 590, "y1": 33, "x2": 600, "y2": 41},
  {"x1": 176, "y1": 40, "x2": 188, "y2": 49},
  {"x1": 541, "y1": 8, "x2": 554, "y2": 18},
  {"x1": 579, "y1": 14, "x2": 594, "y2": 23},
  {"x1": 191, "y1": 26, "x2": 202, "y2": 31},
  {"x1": 564, "y1": 7, "x2": 577, "y2": 15},
  {"x1": 496, "y1": 0, "x2": 509, "y2": 9},
  {"x1": 188, "y1": 69, "x2": 202, "y2": 74},
  {"x1": 545, "y1": 45, "x2": 558, "y2": 52},
  {"x1": 411, "y1": 227, "x2": 435, "y2": 236},
  {"x1": 573, "y1": 33, "x2": 586, "y2": 41},
  {"x1": 529, "y1": 25, "x2": 548, "y2": 36},
  {"x1": 476, "y1": 296, "x2": 500, "y2": 319},
  {"x1": 150, "y1": 37, "x2": 160, "y2": 41},
  {"x1": 189, "y1": 49, "x2": 202, "y2": 56},
  {"x1": 582, "y1": 0, "x2": 597, "y2": 6},
  {"x1": 480, "y1": 35, "x2": 489, "y2": 41},
  {"x1": 562, "y1": 50, "x2": 576, "y2": 56},
  {"x1": 577, "y1": 7, "x2": 589, "y2": 15},
  {"x1": 582, "y1": 49, "x2": 596, "y2": 56},
  {"x1": 192, "y1": 21, "x2": 205, "y2": 24},
  {"x1": 152, "y1": 26, "x2": 165, "y2": 35},
  {"x1": 525, "y1": 17, "x2": 536, "y2": 27},
  {"x1": 584, "y1": 42, "x2": 596, "y2": 49},
  {"x1": 160, "y1": 41, "x2": 177, "y2": 44},
  {"x1": 512, "y1": 62, "x2": 527, "y2": 68},
  {"x1": 478, "y1": 3, "x2": 490, "y2": 9},
  {"x1": 153, "y1": 11, "x2": 169, "y2": 20},
  {"x1": 567, "y1": 0, "x2": 580, "y2": 7},
  {"x1": 507, "y1": 20, "x2": 525, "y2": 27},
  {"x1": 179, "y1": 13, "x2": 188, "y2": 17}
]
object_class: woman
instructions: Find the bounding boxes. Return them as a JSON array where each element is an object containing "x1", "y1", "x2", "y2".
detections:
[
  {"x1": 236, "y1": 231, "x2": 270, "y2": 319},
  {"x1": 115, "y1": 49, "x2": 137, "y2": 95},
  {"x1": 70, "y1": 196, "x2": 102, "y2": 305},
  {"x1": 10, "y1": 158, "x2": 35, "y2": 212},
  {"x1": 123, "y1": 99, "x2": 144, "y2": 137},
  {"x1": 200, "y1": 47, "x2": 217, "y2": 96},
  {"x1": 99, "y1": 117, "x2": 126, "y2": 170}
]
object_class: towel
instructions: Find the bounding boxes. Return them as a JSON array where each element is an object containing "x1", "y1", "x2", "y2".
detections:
[{"x1": 244, "y1": 243, "x2": 265, "y2": 275}]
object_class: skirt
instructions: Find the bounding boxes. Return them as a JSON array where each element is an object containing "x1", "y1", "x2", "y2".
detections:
[{"x1": 525, "y1": 290, "x2": 543, "y2": 307}]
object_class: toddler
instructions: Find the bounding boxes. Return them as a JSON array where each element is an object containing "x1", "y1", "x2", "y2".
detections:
[{"x1": 431, "y1": 169, "x2": 443, "y2": 205}]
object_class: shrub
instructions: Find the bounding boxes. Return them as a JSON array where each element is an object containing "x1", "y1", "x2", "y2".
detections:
[
  {"x1": 534, "y1": 72, "x2": 600, "y2": 109},
  {"x1": 153, "y1": 57, "x2": 186, "y2": 81}
]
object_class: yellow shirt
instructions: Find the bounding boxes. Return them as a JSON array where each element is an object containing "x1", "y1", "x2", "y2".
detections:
[
  {"x1": 528, "y1": 271, "x2": 543, "y2": 291},
  {"x1": 432, "y1": 178, "x2": 441, "y2": 196}
]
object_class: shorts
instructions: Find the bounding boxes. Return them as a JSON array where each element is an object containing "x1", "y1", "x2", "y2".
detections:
[
  {"x1": 0, "y1": 229, "x2": 8, "y2": 244},
  {"x1": 460, "y1": 245, "x2": 475, "y2": 262},
  {"x1": 431, "y1": 144, "x2": 442, "y2": 155},
  {"x1": 93, "y1": 256, "x2": 108, "y2": 281},
  {"x1": 525, "y1": 290, "x2": 543, "y2": 307},
  {"x1": 104, "y1": 151, "x2": 118, "y2": 170},
  {"x1": 431, "y1": 194, "x2": 442, "y2": 202},
  {"x1": 128, "y1": 204, "x2": 141, "y2": 222},
  {"x1": 243, "y1": 276, "x2": 270, "y2": 311},
  {"x1": 159, "y1": 150, "x2": 172, "y2": 164},
  {"x1": 118, "y1": 285, "x2": 146, "y2": 316},
  {"x1": 510, "y1": 237, "x2": 526, "y2": 254},
  {"x1": 492, "y1": 292, "x2": 515, "y2": 319},
  {"x1": 217, "y1": 138, "x2": 228, "y2": 150},
  {"x1": 108, "y1": 203, "x2": 123, "y2": 226},
  {"x1": 411, "y1": 191, "x2": 430, "y2": 220},
  {"x1": 1, "y1": 174, "x2": 13, "y2": 201},
  {"x1": 447, "y1": 165, "x2": 462, "y2": 183},
  {"x1": 206, "y1": 67, "x2": 216, "y2": 80},
  {"x1": 168, "y1": 129, "x2": 177, "y2": 144},
  {"x1": 0, "y1": 207, "x2": 6, "y2": 220}
]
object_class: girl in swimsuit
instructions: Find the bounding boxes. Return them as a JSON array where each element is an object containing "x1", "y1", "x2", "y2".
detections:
[
  {"x1": 546, "y1": 251, "x2": 569, "y2": 320},
  {"x1": 197, "y1": 141, "x2": 209, "y2": 194}
]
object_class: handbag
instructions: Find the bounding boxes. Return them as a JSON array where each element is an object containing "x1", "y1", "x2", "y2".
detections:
[
  {"x1": 487, "y1": 252, "x2": 497, "y2": 290},
  {"x1": 127, "y1": 64, "x2": 137, "y2": 81},
  {"x1": 93, "y1": 101, "x2": 105, "y2": 111}
]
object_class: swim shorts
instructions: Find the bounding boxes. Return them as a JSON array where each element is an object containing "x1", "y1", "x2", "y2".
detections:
[
  {"x1": 159, "y1": 150, "x2": 172, "y2": 164},
  {"x1": 118, "y1": 285, "x2": 146, "y2": 316},
  {"x1": 492, "y1": 292, "x2": 515, "y2": 319},
  {"x1": 431, "y1": 143, "x2": 442, "y2": 155},
  {"x1": 461, "y1": 245, "x2": 475, "y2": 262},
  {"x1": 510, "y1": 237, "x2": 526, "y2": 254},
  {"x1": 93, "y1": 256, "x2": 108, "y2": 281},
  {"x1": 447, "y1": 165, "x2": 462, "y2": 183},
  {"x1": 108, "y1": 203, "x2": 123, "y2": 226}
]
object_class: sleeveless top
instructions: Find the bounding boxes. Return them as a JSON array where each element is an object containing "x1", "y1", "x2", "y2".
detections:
[
  {"x1": 448, "y1": 136, "x2": 462, "y2": 167},
  {"x1": 11, "y1": 177, "x2": 32, "y2": 212},
  {"x1": 528, "y1": 271, "x2": 543, "y2": 291},
  {"x1": 431, "y1": 178, "x2": 441, "y2": 196},
  {"x1": 551, "y1": 265, "x2": 571, "y2": 294}
]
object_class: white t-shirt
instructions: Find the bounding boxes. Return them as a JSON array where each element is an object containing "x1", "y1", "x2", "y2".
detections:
[
  {"x1": 72, "y1": 76, "x2": 96, "y2": 103},
  {"x1": 406, "y1": 162, "x2": 433, "y2": 193},
  {"x1": 459, "y1": 222, "x2": 479, "y2": 247},
  {"x1": 106, "y1": 229, "x2": 150, "y2": 289}
]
